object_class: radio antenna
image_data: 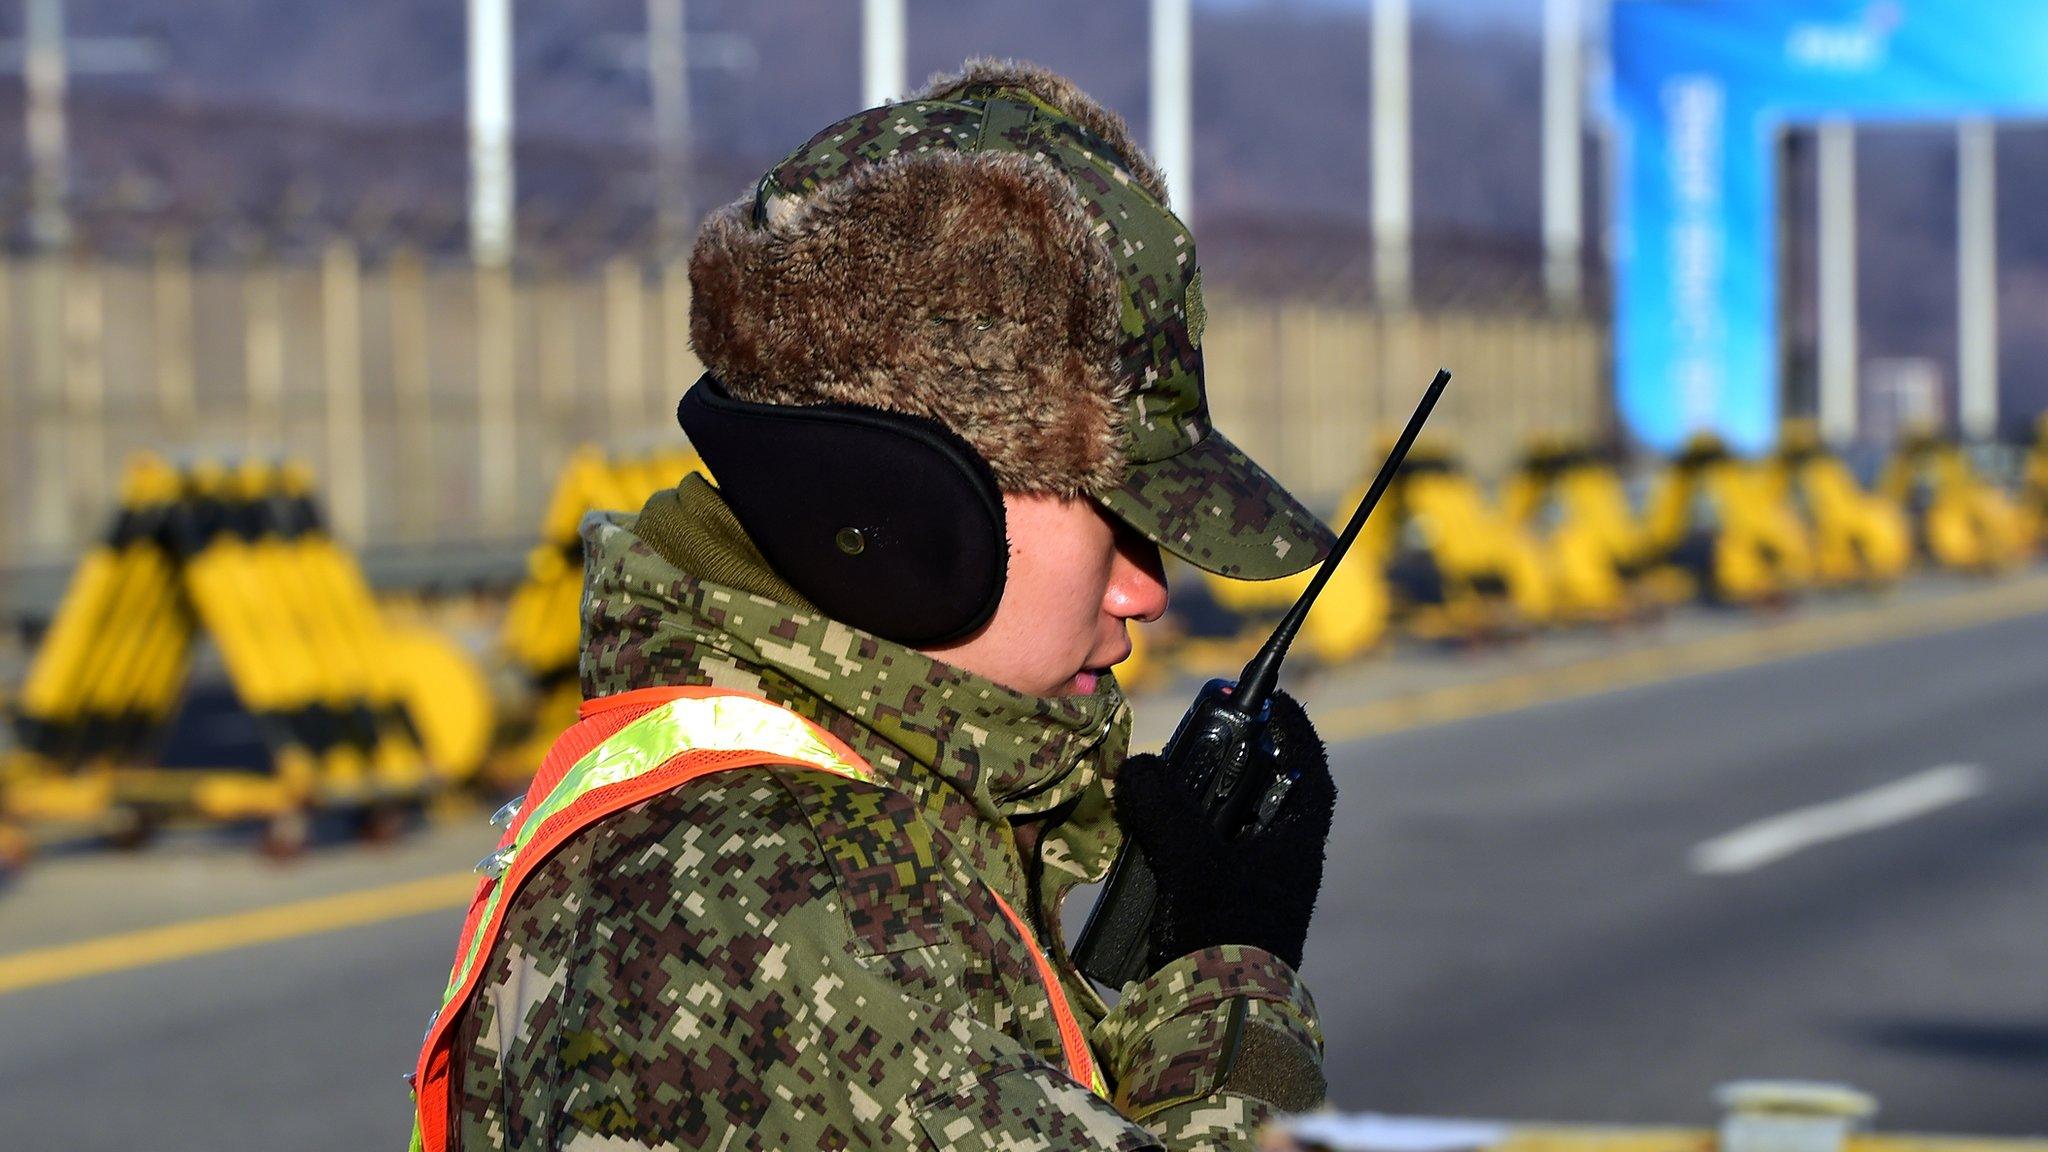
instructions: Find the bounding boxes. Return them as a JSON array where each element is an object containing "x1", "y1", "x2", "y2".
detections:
[{"x1": 1232, "y1": 368, "x2": 1450, "y2": 713}]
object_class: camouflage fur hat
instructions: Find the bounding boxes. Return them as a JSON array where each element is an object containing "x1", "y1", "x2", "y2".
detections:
[{"x1": 688, "y1": 59, "x2": 1334, "y2": 579}]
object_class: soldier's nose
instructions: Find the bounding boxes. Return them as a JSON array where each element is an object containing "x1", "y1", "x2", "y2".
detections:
[{"x1": 1108, "y1": 536, "x2": 1169, "y2": 624}]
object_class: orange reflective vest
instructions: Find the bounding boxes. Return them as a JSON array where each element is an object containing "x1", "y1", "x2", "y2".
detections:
[{"x1": 409, "y1": 685, "x2": 1104, "y2": 1152}]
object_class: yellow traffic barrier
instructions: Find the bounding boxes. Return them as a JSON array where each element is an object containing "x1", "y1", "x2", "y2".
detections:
[
  {"x1": 1197, "y1": 480, "x2": 1393, "y2": 667},
  {"x1": 6, "y1": 457, "x2": 189, "y2": 827},
  {"x1": 1770, "y1": 422, "x2": 1911, "y2": 588},
  {"x1": 2025, "y1": 413, "x2": 2048, "y2": 546},
  {"x1": 491, "y1": 447, "x2": 705, "y2": 785},
  {"x1": 0, "y1": 819, "x2": 29, "y2": 877},
  {"x1": 1123, "y1": 564, "x2": 1267, "y2": 688},
  {"x1": 389, "y1": 624, "x2": 494, "y2": 791},
  {"x1": 1363, "y1": 443, "x2": 1557, "y2": 639},
  {"x1": 1204, "y1": 557, "x2": 1391, "y2": 666},
  {"x1": 1880, "y1": 428, "x2": 2031, "y2": 573},
  {"x1": 1644, "y1": 434, "x2": 1813, "y2": 605},
  {"x1": 1, "y1": 455, "x2": 490, "y2": 853},
  {"x1": 1505, "y1": 440, "x2": 1686, "y2": 621}
]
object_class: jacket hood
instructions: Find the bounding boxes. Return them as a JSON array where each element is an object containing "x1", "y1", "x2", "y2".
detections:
[{"x1": 575, "y1": 501, "x2": 1131, "y2": 914}]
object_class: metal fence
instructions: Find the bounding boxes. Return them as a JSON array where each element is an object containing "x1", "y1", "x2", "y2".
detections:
[
  {"x1": 1203, "y1": 294, "x2": 1607, "y2": 509},
  {"x1": 0, "y1": 245, "x2": 1607, "y2": 567}
]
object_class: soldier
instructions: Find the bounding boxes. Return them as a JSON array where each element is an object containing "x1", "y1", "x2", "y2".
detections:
[{"x1": 410, "y1": 61, "x2": 1340, "y2": 1151}]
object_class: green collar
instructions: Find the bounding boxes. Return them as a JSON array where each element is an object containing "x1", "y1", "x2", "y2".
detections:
[
  {"x1": 632, "y1": 473, "x2": 816, "y2": 612},
  {"x1": 579, "y1": 495, "x2": 1131, "y2": 820}
]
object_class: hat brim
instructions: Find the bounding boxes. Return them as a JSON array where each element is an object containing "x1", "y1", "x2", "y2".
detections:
[{"x1": 1096, "y1": 427, "x2": 1335, "y2": 580}]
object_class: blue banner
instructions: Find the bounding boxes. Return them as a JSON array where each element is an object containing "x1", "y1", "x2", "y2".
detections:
[{"x1": 1609, "y1": 0, "x2": 2048, "y2": 452}]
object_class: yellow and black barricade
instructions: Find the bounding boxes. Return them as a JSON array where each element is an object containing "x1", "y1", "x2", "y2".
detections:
[
  {"x1": 2, "y1": 455, "x2": 490, "y2": 854},
  {"x1": 489, "y1": 447, "x2": 703, "y2": 785}
]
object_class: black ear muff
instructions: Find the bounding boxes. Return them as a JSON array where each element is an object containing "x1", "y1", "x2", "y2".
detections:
[{"x1": 676, "y1": 375, "x2": 1007, "y2": 646}]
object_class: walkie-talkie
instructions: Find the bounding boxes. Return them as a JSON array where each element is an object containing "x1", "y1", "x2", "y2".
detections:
[{"x1": 1072, "y1": 368, "x2": 1452, "y2": 990}]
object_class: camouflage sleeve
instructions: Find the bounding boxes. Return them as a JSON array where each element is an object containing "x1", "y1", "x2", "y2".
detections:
[
  {"x1": 459, "y1": 770, "x2": 1167, "y2": 1151},
  {"x1": 1093, "y1": 946, "x2": 1328, "y2": 1150}
]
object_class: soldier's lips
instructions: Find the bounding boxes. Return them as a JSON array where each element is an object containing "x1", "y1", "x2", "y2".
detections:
[{"x1": 1070, "y1": 648, "x2": 1130, "y2": 695}]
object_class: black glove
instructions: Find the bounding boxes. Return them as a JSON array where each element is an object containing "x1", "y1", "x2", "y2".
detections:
[{"x1": 1113, "y1": 689, "x2": 1335, "y2": 972}]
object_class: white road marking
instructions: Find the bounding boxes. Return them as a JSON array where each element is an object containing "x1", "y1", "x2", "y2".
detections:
[{"x1": 1689, "y1": 764, "x2": 1988, "y2": 875}]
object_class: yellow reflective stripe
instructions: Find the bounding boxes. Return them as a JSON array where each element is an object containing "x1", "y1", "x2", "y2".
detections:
[
  {"x1": 443, "y1": 882, "x2": 507, "y2": 1000},
  {"x1": 441, "y1": 694, "x2": 871, "y2": 999},
  {"x1": 521, "y1": 694, "x2": 870, "y2": 847}
]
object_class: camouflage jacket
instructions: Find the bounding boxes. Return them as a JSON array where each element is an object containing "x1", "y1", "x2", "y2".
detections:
[{"x1": 450, "y1": 489, "x2": 1326, "y2": 1150}]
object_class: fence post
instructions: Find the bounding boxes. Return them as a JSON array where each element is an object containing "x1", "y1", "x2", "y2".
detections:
[
  {"x1": 536, "y1": 268, "x2": 580, "y2": 483},
  {"x1": 1582, "y1": 320, "x2": 1607, "y2": 439},
  {"x1": 1508, "y1": 316, "x2": 1537, "y2": 474},
  {"x1": 604, "y1": 256, "x2": 646, "y2": 444},
  {"x1": 1479, "y1": 313, "x2": 1508, "y2": 476},
  {"x1": 64, "y1": 250, "x2": 107, "y2": 536},
  {"x1": 322, "y1": 238, "x2": 368, "y2": 543},
  {"x1": 23, "y1": 254, "x2": 66, "y2": 557},
  {"x1": 1377, "y1": 308, "x2": 1418, "y2": 450},
  {"x1": 661, "y1": 253, "x2": 693, "y2": 409},
  {"x1": 388, "y1": 246, "x2": 435, "y2": 543},
  {"x1": 243, "y1": 254, "x2": 286, "y2": 456},
  {"x1": 1465, "y1": 312, "x2": 1499, "y2": 477},
  {"x1": 476, "y1": 257, "x2": 519, "y2": 538},
  {"x1": 1266, "y1": 301, "x2": 1288, "y2": 481},
  {"x1": 1330, "y1": 304, "x2": 1374, "y2": 496},
  {"x1": 1539, "y1": 317, "x2": 1561, "y2": 460},
  {"x1": 1275, "y1": 302, "x2": 1313, "y2": 493},
  {"x1": 153, "y1": 234, "x2": 197, "y2": 444},
  {"x1": 1302, "y1": 304, "x2": 1328, "y2": 493},
  {"x1": 1366, "y1": 308, "x2": 1386, "y2": 438},
  {"x1": 0, "y1": 253, "x2": 12, "y2": 565}
]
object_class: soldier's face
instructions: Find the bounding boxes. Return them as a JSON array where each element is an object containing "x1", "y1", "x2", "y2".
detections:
[{"x1": 921, "y1": 493, "x2": 1168, "y2": 698}]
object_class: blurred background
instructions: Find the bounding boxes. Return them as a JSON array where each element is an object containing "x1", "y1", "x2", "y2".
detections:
[{"x1": 1, "y1": 2, "x2": 2046, "y2": 1149}]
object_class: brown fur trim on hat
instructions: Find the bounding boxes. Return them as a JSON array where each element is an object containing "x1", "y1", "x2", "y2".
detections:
[
  {"x1": 689, "y1": 149, "x2": 1130, "y2": 497},
  {"x1": 915, "y1": 58, "x2": 1172, "y2": 207}
]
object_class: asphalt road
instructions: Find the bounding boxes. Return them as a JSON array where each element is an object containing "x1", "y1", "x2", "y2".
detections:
[
  {"x1": 3, "y1": 609, "x2": 2047, "y2": 1148},
  {"x1": 1305, "y1": 610, "x2": 2048, "y2": 1135}
]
